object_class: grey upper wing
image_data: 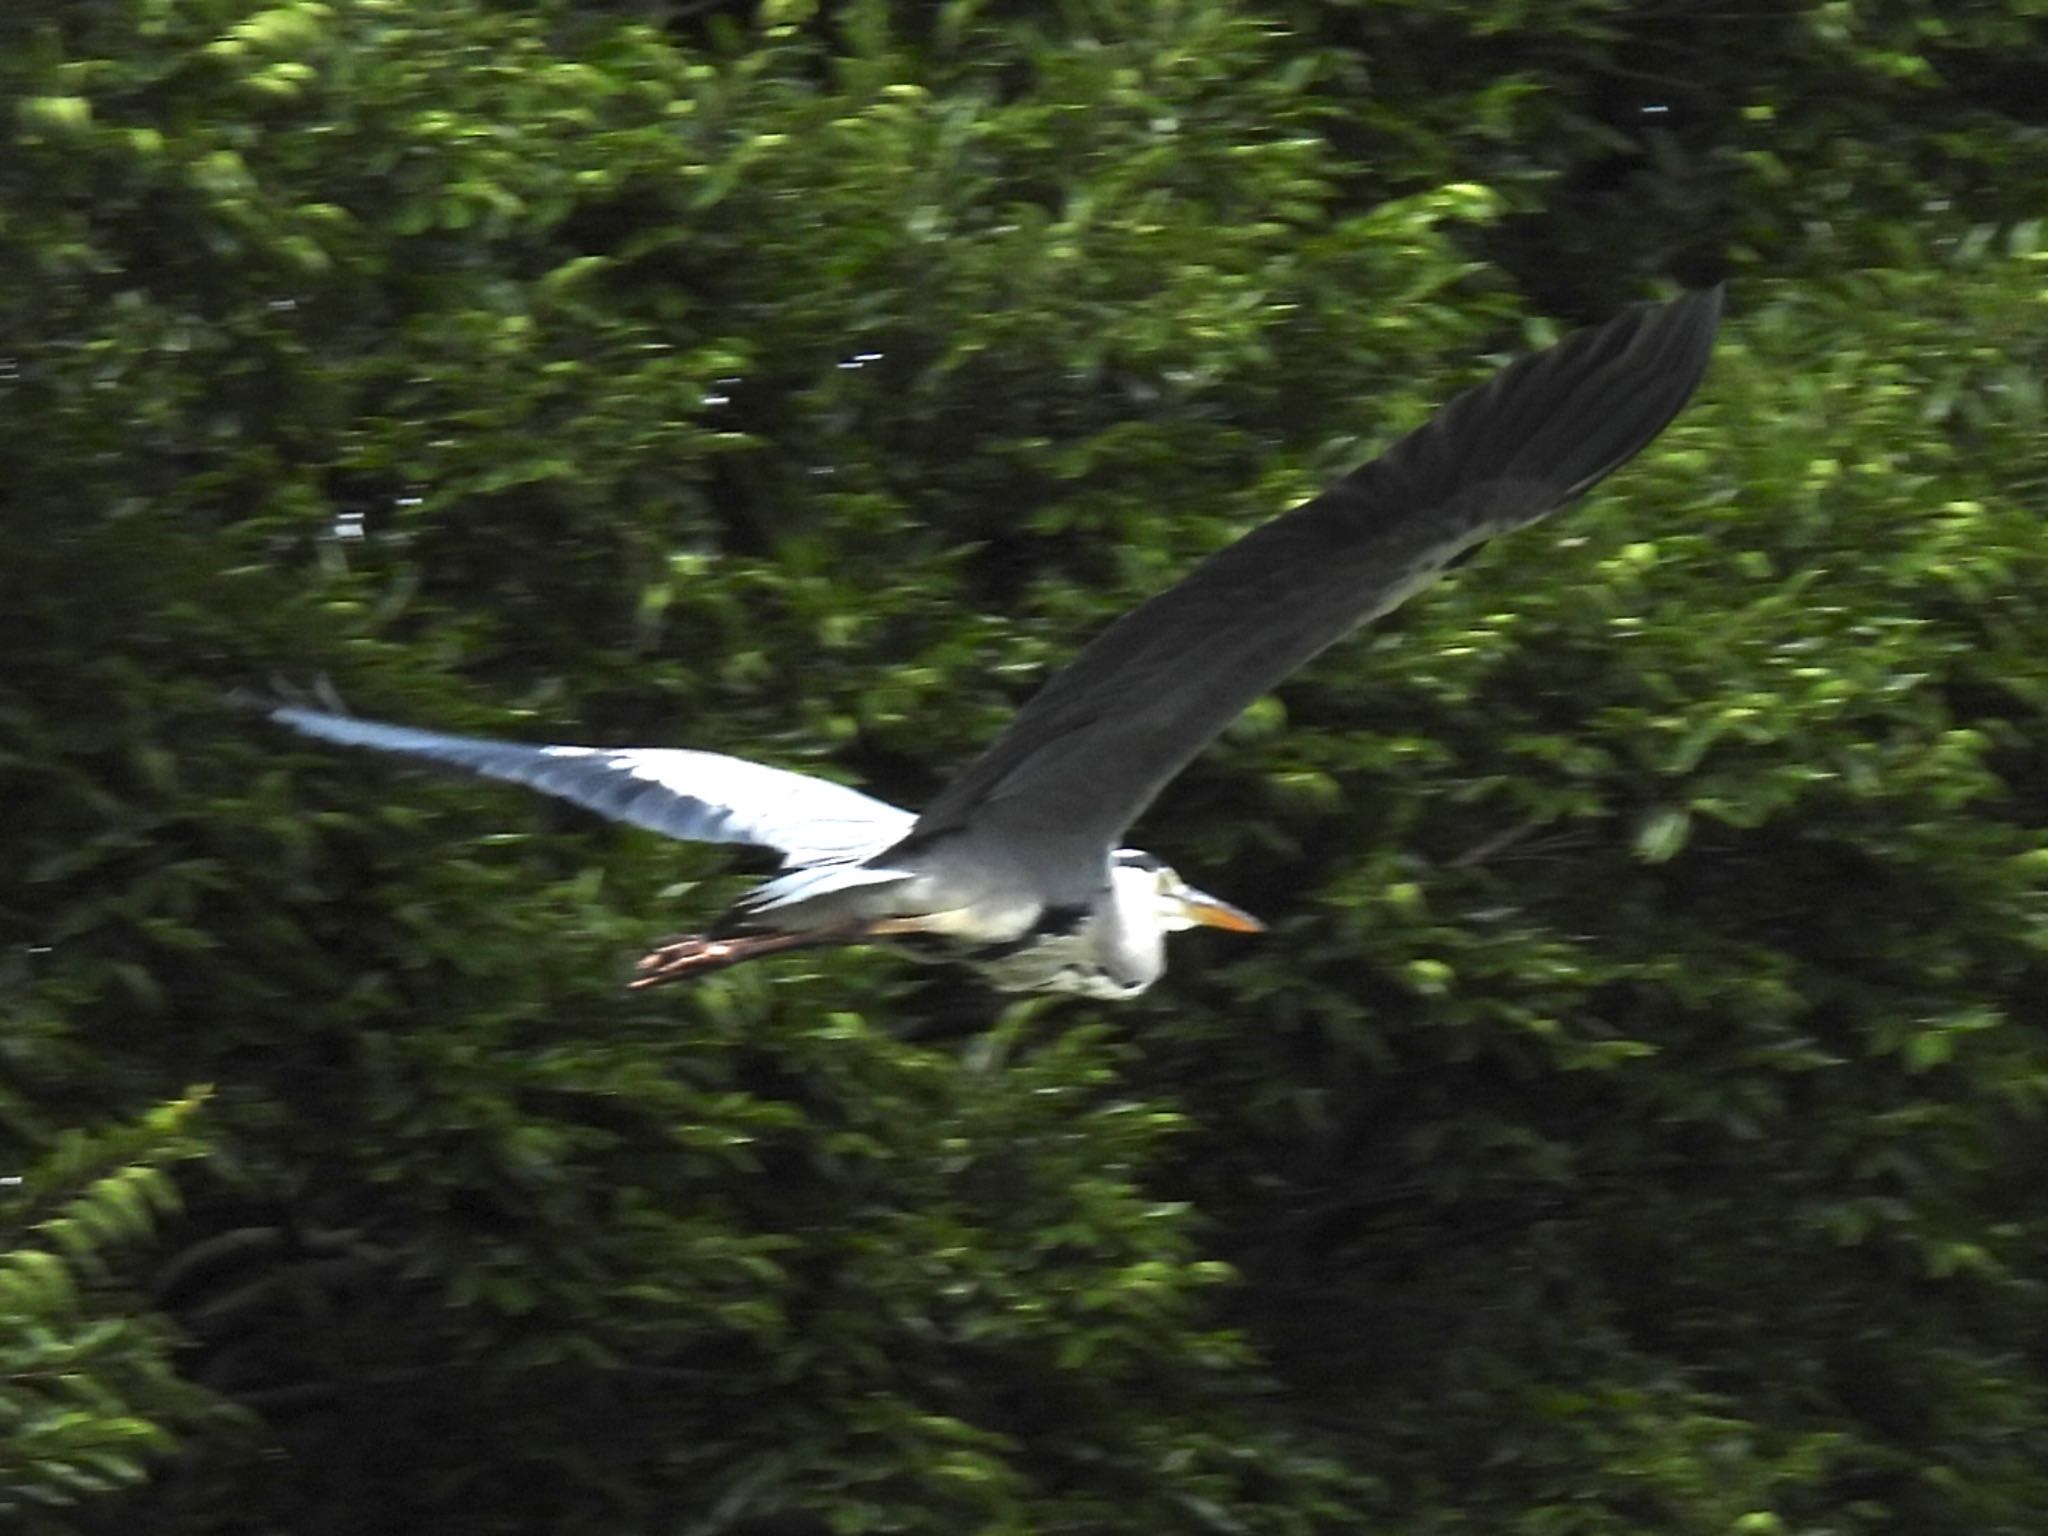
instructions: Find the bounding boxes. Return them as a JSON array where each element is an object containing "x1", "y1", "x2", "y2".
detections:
[
  {"x1": 264, "y1": 705, "x2": 915, "y2": 864},
  {"x1": 913, "y1": 287, "x2": 1723, "y2": 852}
]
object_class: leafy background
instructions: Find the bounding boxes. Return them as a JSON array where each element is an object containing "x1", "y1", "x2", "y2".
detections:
[{"x1": 3, "y1": 0, "x2": 2045, "y2": 1531}]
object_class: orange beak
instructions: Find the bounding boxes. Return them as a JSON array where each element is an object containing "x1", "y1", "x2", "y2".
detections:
[{"x1": 1180, "y1": 888, "x2": 1266, "y2": 934}]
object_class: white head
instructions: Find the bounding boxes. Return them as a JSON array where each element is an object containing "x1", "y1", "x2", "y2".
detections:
[{"x1": 1110, "y1": 850, "x2": 1265, "y2": 937}]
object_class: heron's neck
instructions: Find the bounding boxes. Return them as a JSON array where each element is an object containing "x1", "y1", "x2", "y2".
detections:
[{"x1": 1093, "y1": 862, "x2": 1167, "y2": 991}]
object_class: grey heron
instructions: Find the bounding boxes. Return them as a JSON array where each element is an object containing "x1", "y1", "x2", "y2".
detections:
[{"x1": 262, "y1": 288, "x2": 1721, "y2": 998}]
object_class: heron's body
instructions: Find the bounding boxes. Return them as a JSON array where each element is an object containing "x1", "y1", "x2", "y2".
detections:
[
  {"x1": 258, "y1": 288, "x2": 1722, "y2": 997},
  {"x1": 864, "y1": 850, "x2": 1184, "y2": 999}
]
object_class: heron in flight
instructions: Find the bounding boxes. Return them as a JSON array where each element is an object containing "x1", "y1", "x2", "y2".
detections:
[{"x1": 263, "y1": 288, "x2": 1721, "y2": 998}]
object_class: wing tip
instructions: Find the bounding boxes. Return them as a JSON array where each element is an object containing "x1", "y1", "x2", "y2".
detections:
[
  {"x1": 229, "y1": 677, "x2": 357, "y2": 732},
  {"x1": 1621, "y1": 282, "x2": 1725, "y2": 389}
]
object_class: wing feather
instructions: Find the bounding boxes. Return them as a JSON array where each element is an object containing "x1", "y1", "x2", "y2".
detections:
[
  {"x1": 913, "y1": 287, "x2": 1723, "y2": 850},
  {"x1": 264, "y1": 706, "x2": 914, "y2": 865}
]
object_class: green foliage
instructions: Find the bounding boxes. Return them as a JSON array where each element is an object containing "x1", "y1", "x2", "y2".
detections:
[
  {"x1": 0, "y1": 1094, "x2": 222, "y2": 1528},
  {"x1": 2, "y1": 0, "x2": 2045, "y2": 1532}
]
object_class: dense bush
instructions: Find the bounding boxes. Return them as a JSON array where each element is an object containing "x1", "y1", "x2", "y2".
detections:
[{"x1": 3, "y1": 1, "x2": 2044, "y2": 1531}]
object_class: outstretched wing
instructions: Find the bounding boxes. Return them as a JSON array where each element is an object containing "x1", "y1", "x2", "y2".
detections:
[
  {"x1": 264, "y1": 705, "x2": 915, "y2": 865},
  {"x1": 913, "y1": 287, "x2": 1723, "y2": 853}
]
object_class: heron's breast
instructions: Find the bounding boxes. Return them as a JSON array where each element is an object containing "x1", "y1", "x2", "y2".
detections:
[{"x1": 964, "y1": 922, "x2": 1151, "y2": 999}]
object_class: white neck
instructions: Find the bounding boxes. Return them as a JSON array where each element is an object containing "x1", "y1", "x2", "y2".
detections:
[{"x1": 1091, "y1": 861, "x2": 1168, "y2": 993}]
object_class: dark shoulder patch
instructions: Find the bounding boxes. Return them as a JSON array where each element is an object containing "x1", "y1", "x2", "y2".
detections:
[{"x1": 1034, "y1": 903, "x2": 1090, "y2": 937}]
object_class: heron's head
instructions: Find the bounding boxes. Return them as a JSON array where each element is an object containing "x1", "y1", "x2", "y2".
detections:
[{"x1": 1113, "y1": 850, "x2": 1265, "y2": 937}]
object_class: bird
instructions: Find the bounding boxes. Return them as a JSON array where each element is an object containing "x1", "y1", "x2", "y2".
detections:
[{"x1": 260, "y1": 287, "x2": 1722, "y2": 999}]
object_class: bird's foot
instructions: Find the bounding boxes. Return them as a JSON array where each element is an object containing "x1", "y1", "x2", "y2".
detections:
[
  {"x1": 628, "y1": 926, "x2": 865, "y2": 989},
  {"x1": 630, "y1": 933, "x2": 759, "y2": 988}
]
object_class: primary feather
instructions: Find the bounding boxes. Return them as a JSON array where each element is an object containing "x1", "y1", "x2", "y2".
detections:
[{"x1": 911, "y1": 287, "x2": 1724, "y2": 854}]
